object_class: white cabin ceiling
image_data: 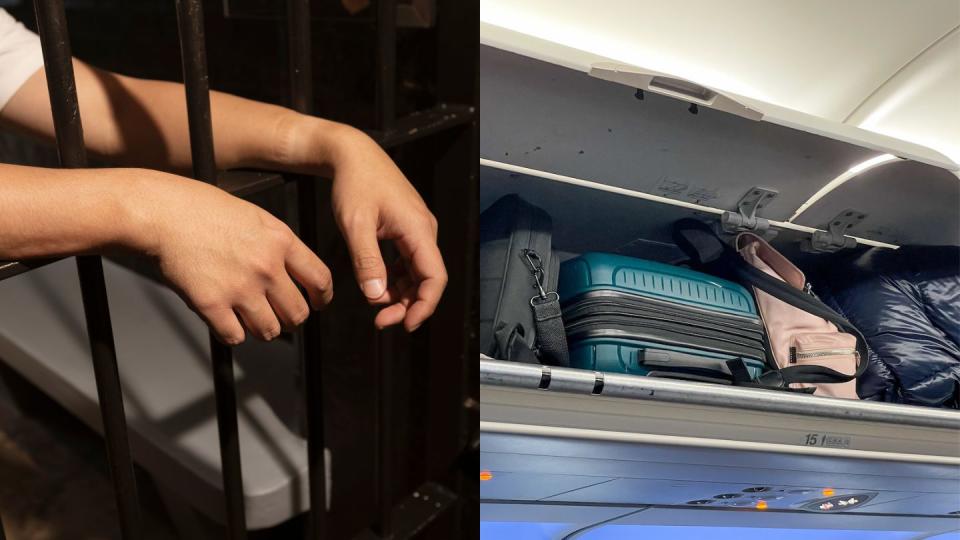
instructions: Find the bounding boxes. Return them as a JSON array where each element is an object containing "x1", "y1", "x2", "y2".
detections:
[{"x1": 480, "y1": 0, "x2": 960, "y2": 165}]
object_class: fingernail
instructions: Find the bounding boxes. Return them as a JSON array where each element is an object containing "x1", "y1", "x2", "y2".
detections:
[{"x1": 361, "y1": 279, "x2": 385, "y2": 299}]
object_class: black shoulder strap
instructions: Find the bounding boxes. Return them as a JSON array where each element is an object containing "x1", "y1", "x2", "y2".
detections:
[
  {"x1": 673, "y1": 219, "x2": 867, "y2": 386},
  {"x1": 531, "y1": 293, "x2": 571, "y2": 367}
]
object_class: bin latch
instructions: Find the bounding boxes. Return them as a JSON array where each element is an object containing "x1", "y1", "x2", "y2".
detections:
[
  {"x1": 721, "y1": 187, "x2": 778, "y2": 235},
  {"x1": 803, "y1": 209, "x2": 864, "y2": 253}
]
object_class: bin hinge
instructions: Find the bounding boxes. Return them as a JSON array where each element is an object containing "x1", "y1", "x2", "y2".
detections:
[
  {"x1": 721, "y1": 187, "x2": 778, "y2": 235},
  {"x1": 803, "y1": 209, "x2": 865, "y2": 253}
]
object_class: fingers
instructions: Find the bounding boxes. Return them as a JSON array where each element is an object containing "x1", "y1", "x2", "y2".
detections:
[
  {"x1": 340, "y1": 212, "x2": 389, "y2": 302},
  {"x1": 203, "y1": 306, "x2": 246, "y2": 346},
  {"x1": 374, "y1": 303, "x2": 407, "y2": 329},
  {"x1": 267, "y1": 275, "x2": 311, "y2": 330},
  {"x1": 285, "y1": 238, "x2": 334, "y2": 309},
  {"x1": 401, "y1": 241, "x2": 447, "y2": 332},
  {"x1": 236, "y1": 296, "x2": 283, "y2": 341},
  {"x1": 374, "y1": 272, "x2": 415, "y2": 329}
]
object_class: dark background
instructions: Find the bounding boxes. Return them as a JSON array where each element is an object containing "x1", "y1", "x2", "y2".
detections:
[{"x1": 0, "y1": 0, "x2": 478, "y2": 538}]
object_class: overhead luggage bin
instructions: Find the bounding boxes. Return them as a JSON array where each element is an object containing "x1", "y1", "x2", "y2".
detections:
[
  {"x1": 479, "y1": 6, "x2": 960, "y2": 537},
  {"x1": 479, "y1": 4, "x2": 960, "y2": 171},
  {"x1": 478, "y1": 11, "x2": 960, "y2": 530},
  {"x1": 479, "y1": 43, "x2": 960, "y2": 249}
]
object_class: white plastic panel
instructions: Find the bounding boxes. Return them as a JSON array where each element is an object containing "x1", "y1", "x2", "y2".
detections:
[
  {"x1": 0, "y1": 259, "x2": 310, "y2": 529},
  {"x1": 849, "y1": 27, "x2": 960, "y2": 170},
  {"x1": 478, "y1": 471, "x2": 614, "y2": 501},
  {"x1": 481, "y1": 0, "x2": 960, "y2": 168},
  {"x1": 481, "y1": 45, "x2": 960, "y2": 248},
  {"x1": 481, "y1": 504, "x2": 960, "y2": 539},
  {"x1": 481, "y1": 430, "x2": 960, "y2": 516},
  {"x1": 792, "y1": 160, "x2": 960, "y2": 246},
  {"x1": 481, "y1": 45, "x2": 882, "y2": 223}
]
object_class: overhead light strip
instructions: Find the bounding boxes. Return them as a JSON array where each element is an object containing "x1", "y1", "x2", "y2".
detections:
[{"x1": 787, "y1": 154, "x2": 901, "y2": 223}]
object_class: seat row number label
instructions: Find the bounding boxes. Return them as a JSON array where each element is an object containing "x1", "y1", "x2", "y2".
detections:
[{"x1": 803, "y1": 433, "x2": 852, "y2": 448}]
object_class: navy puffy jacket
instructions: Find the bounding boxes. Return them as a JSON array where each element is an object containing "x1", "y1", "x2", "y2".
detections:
[{"x1": 813, "y1": 247, "x2": 960, "y2": 408}]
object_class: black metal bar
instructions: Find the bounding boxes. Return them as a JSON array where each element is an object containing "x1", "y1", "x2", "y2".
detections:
[
  {"x1": 372, "y1": 103, "x2": 476, "y2": 149},
  {"x1": 374, "y1": 2, "x2": 397, "y2": 536},
  {"x1": 31, "y1": 2, "x2": 143, "y2": 538},
  {"x1": 0, "y1": 258, "x2": 59, "y2": 282},
  {"x1": 376, "y1": 0, "x2": 396, "y2": 131},
  {"x1": 0, "y1": 511, "x2": 6, "y2": 540},
  {"x1": 173, "y1": 1, "x2": 248, "y2": 537},
  {"x1": 373, "y1": 2, "x2": 398, "y2": 536},
  {"x1": 284, "y1": 1, "x2": 327, "y2": 538}
]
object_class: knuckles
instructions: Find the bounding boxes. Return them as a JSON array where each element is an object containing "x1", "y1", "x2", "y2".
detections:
[{"x1": 353, "y1": 251, "x2": 383, "y2": 272}]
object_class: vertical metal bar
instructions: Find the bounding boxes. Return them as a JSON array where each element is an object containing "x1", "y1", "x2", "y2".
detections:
[
  {"x1": 31, "y1": 2, "x2": 143, "y2": 539},
  {"x1": 285, "y1": 1, "x2": 327, "y2": 538},
  {"x1": 173, "y1": 1, "x2": 247, "y2": 538},
  {"x1": 0, "y1": 511, "x2": 6, "y2": 540},
  {"x1": 376, "y1": 0, "x2": 396, "y2": 131},
  {"x1": 374, "y1": 1, "x2": 397, "y2": 536}
]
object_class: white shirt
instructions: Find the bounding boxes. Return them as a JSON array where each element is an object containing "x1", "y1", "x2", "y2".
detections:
[{"x1": 0, "y1": 9, "x2": 43, "y2": 112}]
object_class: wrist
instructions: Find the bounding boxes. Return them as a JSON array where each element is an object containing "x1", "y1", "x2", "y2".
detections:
[
  {"x1": 277, "y1": 113, "x2": 371, "y2": 177},
  {"x1": 112, "y1": 169, "x2": 172, "y2": 257}
]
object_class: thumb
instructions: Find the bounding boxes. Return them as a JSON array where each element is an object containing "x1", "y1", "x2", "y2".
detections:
[{"x1": 342, "y1": 213, "x2": 388, "y2": 301}]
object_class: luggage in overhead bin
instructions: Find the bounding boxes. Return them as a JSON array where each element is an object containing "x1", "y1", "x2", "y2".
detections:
[
  {"x1": 558, "y1": 252, "x2": 769, "y2": 384},
  {"x1": 479, "y1": 194, "x2": 570, "y2": 367},
  {"x1": 673, "y1": 218, "x2": 869, "y2": 399}
]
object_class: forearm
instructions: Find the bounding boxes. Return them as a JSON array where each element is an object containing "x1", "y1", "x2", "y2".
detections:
[
  {"x1": 0, "y1": 163, "x2": 157, "y2": 259},
  {"x1": 0, "y1": 60, "x2": 357, "y2": 175}
]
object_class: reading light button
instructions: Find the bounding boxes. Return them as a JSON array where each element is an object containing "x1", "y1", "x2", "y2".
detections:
[{"x1": 800, "y1": 492, "x2": 877, "y2": 513}]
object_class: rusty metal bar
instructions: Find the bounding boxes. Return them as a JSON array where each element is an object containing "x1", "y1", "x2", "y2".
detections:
[
  {"x1": 173, "y1": 1, "x2": 248, "y2": 537},
  {"x1": 31, "y1": 1, "x2": 144, "y2": 538},
  {"x1": 284, "y1": 0, "x2": 327, "y2": 538}
]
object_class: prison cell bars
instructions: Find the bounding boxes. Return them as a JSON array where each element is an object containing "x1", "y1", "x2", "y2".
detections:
[
  {"x1": 285, "y1": 0, "x2": 329, "y2": 537},
  {"x1": 31, "y1": 1, "x2": 145, "y2": 539},
  {"x1": 172, "y1": 1, "x2": 249, "y2": 538}
]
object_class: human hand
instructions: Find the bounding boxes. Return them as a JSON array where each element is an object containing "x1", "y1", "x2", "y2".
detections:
[
  {"x1": 130, "y1": 171, "x2": 333, "y2": 344},
  {"x1": 328, "y1": 129, "x2": 447, "y2": 331}
]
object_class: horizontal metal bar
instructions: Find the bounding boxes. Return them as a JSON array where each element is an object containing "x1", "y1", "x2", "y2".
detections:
[
  {"x1": 479, "y1": 159, "x2": 900, "y2": 250},
  {"x1": 479, "y1": 358, "x2": 960, "y2": 430},
  {"x1": 372, "y1": 103, "x2": 476, "y2": 148},
  {"x1": 352, "y1": 482, "x2": 458, "y2": 540},
  {"x1": 216, "y1": 170, "x2": 285, "y2": 198},
  {"x1": 0, "y1": 259, "x2": 59, "y2": 282}
]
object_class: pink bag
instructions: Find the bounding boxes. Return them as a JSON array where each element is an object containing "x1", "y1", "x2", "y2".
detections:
[{"x1": 737, "y1": 233, "x2": 860, "y2": 399}]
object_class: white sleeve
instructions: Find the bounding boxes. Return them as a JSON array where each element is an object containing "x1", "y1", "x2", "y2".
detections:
[{"x1": 0, "y1": 9, "x2": 44, "y2": 112}]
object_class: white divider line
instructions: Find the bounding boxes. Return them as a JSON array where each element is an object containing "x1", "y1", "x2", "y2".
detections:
[
  {"x1": 480, "y1": 158, "x2": 899, "y2": 250},
  {"x1": 480, "y1": 421, "x2": 960, "y2": 465}
]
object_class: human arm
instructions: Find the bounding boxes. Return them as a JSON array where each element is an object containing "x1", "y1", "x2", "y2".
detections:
[
  {"x1": 0, "y1": 163, "x2": 332, "y2": 344},
  {"x1": 0, "y1": 61, "x2": 446, "y2": 331}
]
